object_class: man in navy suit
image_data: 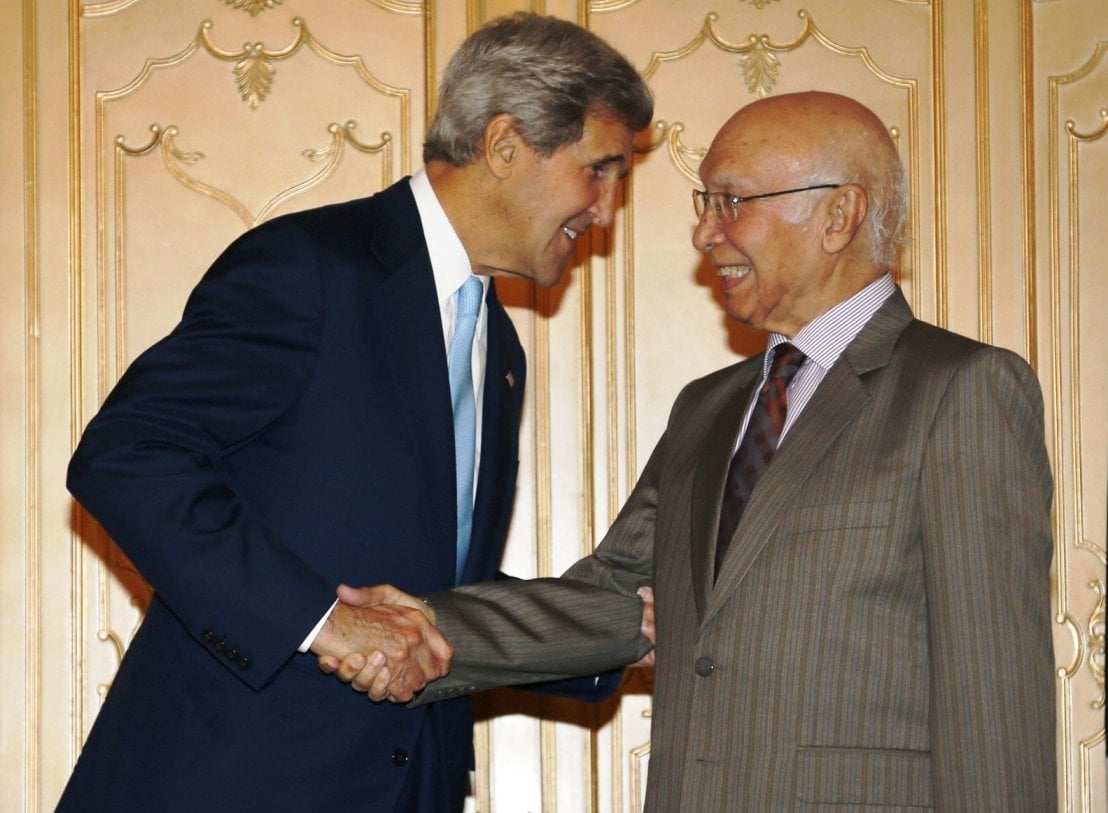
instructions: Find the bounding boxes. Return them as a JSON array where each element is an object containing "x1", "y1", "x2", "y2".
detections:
[{"x1": 60, "y1": 13, "x2": 653, "y2": 812}]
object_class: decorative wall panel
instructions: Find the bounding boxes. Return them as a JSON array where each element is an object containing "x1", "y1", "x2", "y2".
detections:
[
  {"x1": 1034, "y1": 3, "x2": 1107, "y2": 810},
  {"x1": 0, "y1": 0, "x2": 1103, "y2": 810}
]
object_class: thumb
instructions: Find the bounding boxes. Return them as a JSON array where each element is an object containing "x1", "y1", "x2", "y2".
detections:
[{"x1": 336, "y1": 583, "x2": 392, "y2": 607}]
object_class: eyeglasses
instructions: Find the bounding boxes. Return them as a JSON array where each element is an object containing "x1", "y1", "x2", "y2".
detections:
[{"x1": 692, "y1": 184, "x2": 842, "y2": 223}]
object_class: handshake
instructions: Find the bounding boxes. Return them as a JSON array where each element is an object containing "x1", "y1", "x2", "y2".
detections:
[{"x1": 310, "y1": 583, "x2": 656, "y2": 703}]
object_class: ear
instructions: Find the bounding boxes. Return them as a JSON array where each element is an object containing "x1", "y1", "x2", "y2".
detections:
[
  {"x1": 482, "y1": 113, "x2": 524, "y2": 180},
  {"x1": 821, "y1": 184, "x2": 867, "y2": 254}
]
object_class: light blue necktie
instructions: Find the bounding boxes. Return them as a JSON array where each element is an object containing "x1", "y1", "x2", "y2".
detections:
[{"x1": 448, "y1": 277, "x2": 482, "y2": 583}]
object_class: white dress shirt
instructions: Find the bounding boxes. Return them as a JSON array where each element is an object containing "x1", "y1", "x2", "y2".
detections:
[{"x1": 734, "y1": 273, "x2": 898, "y2": 450}]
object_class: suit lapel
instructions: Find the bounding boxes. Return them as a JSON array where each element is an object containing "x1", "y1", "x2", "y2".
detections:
[
  {"x1": 703, "y1": 289, "x2": 915, "y2": 625},
  {"x1": 689, "y1": 364, "x2": 761, "y2": 620},
  {"x1": 363, "y1": 183, "x2": 457, "y2": 587}
]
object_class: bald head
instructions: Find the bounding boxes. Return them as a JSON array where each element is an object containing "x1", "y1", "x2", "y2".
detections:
[
  {"x1": 692, "y1": 92, "x2": 907, "y2": 334},
  {"x1": 704, "y1": 91, "x2": 906, "y2": 272}
]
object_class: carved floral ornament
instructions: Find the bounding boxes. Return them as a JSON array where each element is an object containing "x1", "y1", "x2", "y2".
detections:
[
  {"x1": 87, "y1": 0, "x2": 421, "y2": 16},
  {"x1": 220, "y1": 0, "x2": 425, "y2": 14},
  {"x1": 638, "y1": 11, "x2": 914, "y2": 184},
  {"x1": 223, "y1": 0, "x2": 284, "y2": 15},
  {"x1": 98, "y1": 18, "x2": 410, "y2": 232},
  {"x1": 174, "y1": 19, "x2": 409, "y2": 113},
  {"x1": 1090, "y1": 581, "x2": 1105, "y2": 709},
  {"x1": 590, "y1": 0, "x2": 781, "y2": 8}
]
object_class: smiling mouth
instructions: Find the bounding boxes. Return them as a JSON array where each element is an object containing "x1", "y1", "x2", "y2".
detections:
[
  {"x1": 718, "y1": 264, "x2": 752, "y2": 280},
  {"x1": 561, "y1": 225, "x2": 581, "y2": 240}
]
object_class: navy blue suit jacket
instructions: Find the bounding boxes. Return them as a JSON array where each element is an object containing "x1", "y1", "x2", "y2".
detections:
[{"x1": 61, "y1": 180, "x2": 612, "y2": 812}]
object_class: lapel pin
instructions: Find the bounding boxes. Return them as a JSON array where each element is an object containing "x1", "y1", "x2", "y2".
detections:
[{"x1": 505, "y1": 371, "x2": 515, "y2": 388}]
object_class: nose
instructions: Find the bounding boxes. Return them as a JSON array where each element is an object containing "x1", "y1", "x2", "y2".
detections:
[
  {"x1": 692, "y1": 208, "x2": 722, "y2": 252},
  {"x1": 588, "y1": 178, "x2": 620, "y2": 228}
]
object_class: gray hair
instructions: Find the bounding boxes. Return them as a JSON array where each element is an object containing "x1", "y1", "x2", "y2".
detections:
[
  {"x1": 851, "y1": 123, "x2": 908, "y2": 271},
  {"x1": 424, "y1": 13, "x2": 654, "y2": 166},
  {"x1": 784, "y1": 124, "x2": 908, "y2": 271}
]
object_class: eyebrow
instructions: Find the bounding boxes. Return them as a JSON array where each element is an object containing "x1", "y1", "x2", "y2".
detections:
[
  {"x1": 593, "y1": 153, "x2": 631, "y2": 179},
  {"x1": 700, "y1": 169, "x2": 753, "y2": 192}
]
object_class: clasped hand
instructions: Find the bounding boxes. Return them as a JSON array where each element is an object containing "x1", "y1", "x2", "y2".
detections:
[
  {"x1": 312, "y1": 583, "x2": 450, "y2": 702},
  {"x1": 314, "y1": 583, "x2": 657, "y2": 703}
]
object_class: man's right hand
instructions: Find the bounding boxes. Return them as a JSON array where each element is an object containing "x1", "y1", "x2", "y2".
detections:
[
  {"x1": 630, "y1": 585, "x2": 656, "y2": 668},
  {"x1": 310, "y1": 583, "x2": 452, "y2": 702}
]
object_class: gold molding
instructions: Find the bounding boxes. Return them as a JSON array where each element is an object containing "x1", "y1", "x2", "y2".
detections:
[
  {"x1": 1088, "y1": 581, "x2": 1105, "y2": 709},
  {"x1": 658, "y1": 122, "x2": 705, "y2": 185},
  {"x1": 80, "y1": 0, "x2": 142, "y2": 17},
  {"x1": 424, "y1": 0, "x2": 436, "y2": 139},
  {"x1": 22, "y1": 0, "x2": 41, "y2": 807},
  {"x1": 1080, "y1": 725, "x2": 1107, "y2": 812},
  {"x1": 629, "y1": 723, "x2": 651, "y2": 809},
  {"x1": 532, "y1": 278, "x2": 554, "y2": 808},
  {"x1": 930, "y1": 0, "x2": 947, "y2": 328},
  {"x1": 641, "y1": 11, "x2": 921, "y2": 298},
  {"x1": 194, "y1": 19, "x2": 411, "y2": 127},
  {"x1": 589, "y1": 0, "x2": 640, "y2": 11},
  {"x1": 643, "y1": 11, "x2": 916, "y2": 98},
  {"x1": 93, "y1": 19, "x2": 412, "y2": 168},
  {"x1": 69, "y1": 0, "x2": 88, "y2": 765},
  {"x1": 1048, "y1": 38, "x2": 1108, "y2": 813},
  {"x1": 1020, "y1": 0, "x2": 1038, "y2": 367},
  {"x1": 222, "y1": 0, "x2": 284, "y2": 16},
  {"x1": 368, "y1": 0, "x2": 425, "y2": 14},
  {"x1": 541, "y1": 718, "x2": 557, "y2": 811},
  {"x1": 113, "y1": 122, "x2": 393, "y2": 231},
  {"x1": 1047, "y1": 40, "x2": 1108, "y2": 613},
  {"x1": 974, "y1": 0, "x2": 993, "y2": 342},
  {"x1": 1064, "y1": 106, "x2": 1108, "y2": 566}
]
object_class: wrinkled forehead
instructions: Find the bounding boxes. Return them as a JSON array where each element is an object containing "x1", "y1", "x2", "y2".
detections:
[{"x1": 699, "y1": 118, "x2": 813, "y2": 190}]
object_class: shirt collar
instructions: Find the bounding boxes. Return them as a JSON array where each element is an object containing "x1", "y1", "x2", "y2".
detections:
[
  {"x1": 409, "y1": 169, "x2": 486, "y2": 307},
  {"x1": 766, "y1": 273, "x2": 897, "y2": 373}
]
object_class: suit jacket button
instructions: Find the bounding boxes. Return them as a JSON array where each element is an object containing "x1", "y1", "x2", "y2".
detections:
[
  {"x1": 202, "y1": 630, "x2": 214, "y2": 642},
  {"x1": 236, "y1": 657, "x2": 249, "y2": 669},
  {"x1": 214, "y1": 640, "x2": 225, "y2": 651},
  {"x1": 226, "y1": 648, "x2": 239, "y2": 659},
  {"x1": 694, "y1": 656, "x2": 715, "y2": 677},
  {"x1": 391, "y1": 749, "x2": 409, "y2": 766}
]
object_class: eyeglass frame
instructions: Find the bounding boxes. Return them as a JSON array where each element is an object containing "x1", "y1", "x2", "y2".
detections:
[{"x1": 692, "y1": 183, "x2": 842, "y2": 223}]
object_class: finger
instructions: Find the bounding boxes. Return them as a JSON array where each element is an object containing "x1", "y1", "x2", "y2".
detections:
[
  {"x1": 336, "y1": 652, "x2": 368, "y2": 685},
  {"x1": 336, "y1": 583, "x2": 393, "y2": 608},
  {"x1": 404, "y1": 633, "x2": 448, "y2": 683},
  {"x1": 636, "y1": 585, "x2": 656, "y2": 645},
  {"x1": 338, "y1": 582, "x2": 427, "y2": 613},
  {"x1": 318, "y1": 655, "x2": 340, "y2": 674},
  {"x1": 366, "y1": 663, "x2": 394, "y2": 702},
  {"x1": 384, "y1": 674, "x2": 417, "y2": 703},
  {"x1": 351, "y1": 651, "x2": 387, "y2": 694},
  {"x1": 400, "y1": 607, "x2": 453, "y2": 670}
]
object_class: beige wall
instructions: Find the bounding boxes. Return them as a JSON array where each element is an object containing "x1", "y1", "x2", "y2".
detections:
[{"x1": 2, "y1": 0, "x2": 1104, "y2": 810}]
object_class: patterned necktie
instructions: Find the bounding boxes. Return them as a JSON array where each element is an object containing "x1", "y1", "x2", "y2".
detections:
[
  {"x1": 715, "y1": 342, "x2": 807, "y2": 577},
  {"x1": 448, "y1": 277, "x2": 482, "y2": 583}
]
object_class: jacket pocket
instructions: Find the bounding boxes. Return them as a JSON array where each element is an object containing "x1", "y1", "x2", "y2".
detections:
[
  {"x1": 790, "y1": 498, "x2": 894, "y2": 532},
  {"x1": 796, "y1": 746, "x2": 932, "y2": 809}
]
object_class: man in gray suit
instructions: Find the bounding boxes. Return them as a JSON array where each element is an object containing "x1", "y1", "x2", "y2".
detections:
[{"x1": 326, "y1": 91, "x2": 1056, "y2": 811}]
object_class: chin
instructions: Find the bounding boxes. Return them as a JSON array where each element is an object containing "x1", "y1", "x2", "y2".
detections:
[{"x1": 536, "y1": 263, "x2": 572, "y2": 288}]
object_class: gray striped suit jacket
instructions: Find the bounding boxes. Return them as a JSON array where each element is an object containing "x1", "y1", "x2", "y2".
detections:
[{"x1": 418, "y1": 289, "x2": 1056, "y2": 812}]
